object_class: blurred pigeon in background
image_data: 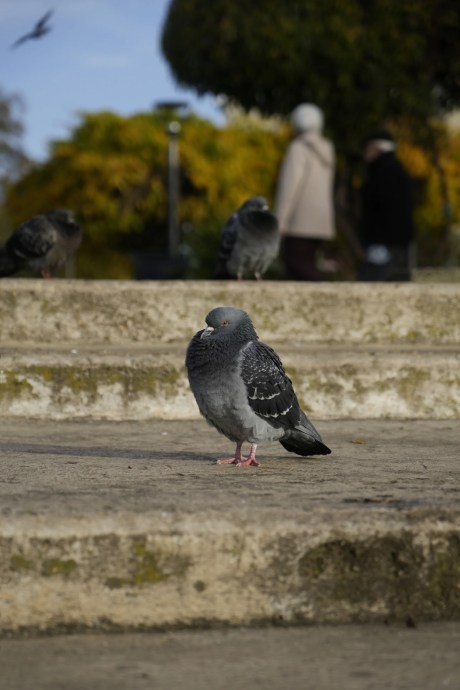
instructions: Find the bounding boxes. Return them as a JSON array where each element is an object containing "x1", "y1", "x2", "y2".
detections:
[
  {"x1": 0, "y1": 209, "x2": 82, "y2": 278},
  {"x1": 214, "y1": 196, "x2": 280, "y2": 280},
  {"x1": 11, "y1": 10, "x2": 54, "y2": 49},
  {"x1": 186, "y1": 306, "x2": 331, "y2": 466}
]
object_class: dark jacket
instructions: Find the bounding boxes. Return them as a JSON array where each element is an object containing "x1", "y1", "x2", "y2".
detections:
[{"x1": 361, "y1": 152, "x2": 414, "y2": 247}]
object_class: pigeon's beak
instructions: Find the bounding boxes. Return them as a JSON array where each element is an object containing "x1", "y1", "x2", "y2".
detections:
[
  {"x1": 261, "y1": 204, "x2": 269, "y2": 211},
  {"x1": 200, "y1": 326, "x2": 214, "y2": 339}
]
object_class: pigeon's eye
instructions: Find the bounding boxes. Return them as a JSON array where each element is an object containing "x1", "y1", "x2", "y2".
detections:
[{"x1": 222, "y1": 320, "x2": 229, "y2": 326}]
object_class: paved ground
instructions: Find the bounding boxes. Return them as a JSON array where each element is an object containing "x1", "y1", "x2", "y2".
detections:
[
  {"x1": 2, "y1": 623, "x2": 459, "y2": 690},
  {"x1": 1, "y1": 418, "x2": 459, "y2": 517}
]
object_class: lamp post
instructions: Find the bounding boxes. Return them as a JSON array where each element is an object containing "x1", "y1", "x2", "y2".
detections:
[
  {"x1": 167, "y1": 120, "x2": 181, "y2": 257},
  {"x1": 155, "y1": 101, "x2": 188, "y2": 258}
]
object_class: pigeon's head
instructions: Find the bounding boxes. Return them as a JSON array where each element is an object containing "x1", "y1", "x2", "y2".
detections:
[
  {"x1": 239, "y1": 196, "x2": 269, "y2": 213},
  {"x1": 49, "y1": 208, "x2": 77, "y2": 224},
  {"x1": 200, "y1": 307, "x2": 257, "y2": 342},
  {"x1": 48, "y1": 209, "x2": 81, "y2": 236}
]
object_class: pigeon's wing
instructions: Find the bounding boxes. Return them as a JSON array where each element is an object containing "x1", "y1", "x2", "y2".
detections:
[
  {"x1": 11, "y1": 33, "x2": 33, "y2": 48},
  {"x1": 214, "y1": 213, "x2": 239, "y2": 277},
  {"x1": 241, "y1": 340, "x2": 330, "y2": 455},
  {"x1": 240, "y1": 340, "x2": 301, "y2": 429},
  {"x1": 7, "y1": 217, "x2": 56, "y2": 261},
  {"x1": 217, "y1": 214, "x2": 239, "y2": 262},
  {"x1": 36, "y1": 10, "x2": 53, "y2": 30}
]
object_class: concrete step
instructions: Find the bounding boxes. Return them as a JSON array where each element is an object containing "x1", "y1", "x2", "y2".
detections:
[
  {"x1": 0, "y1": 344, "x2": 459, "y2": 420},
  {"x1": 0, "y1": 419, "x2": 459, "y2": 633},
  {"x1": 0, "y1": 280, "x2": 459, "y2": 345}
]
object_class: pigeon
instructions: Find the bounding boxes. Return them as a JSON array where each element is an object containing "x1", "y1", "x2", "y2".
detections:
[
  {"x1": 0, "y1": 209, "x2": 82, "y2": 278},
  {"x1": 214, "y1": 196, "x2": 280, "y2": 280},
  {"x1": 185, "y1": 306, "x2": 331, "y2": 466},
  {"x1": 11, "y1": 10, "x2": 54, "y2": 49}
]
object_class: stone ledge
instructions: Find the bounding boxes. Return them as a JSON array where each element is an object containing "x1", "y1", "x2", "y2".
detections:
[
  {"x1": 0, "y1": 280, "x2": 458, "y2": 344},
  {"x1": 1, "y1": 508, "x2": 459, "y2": 633},
  {"x1": 0, "y1": 345, "x2": 458, "y2": 419}
]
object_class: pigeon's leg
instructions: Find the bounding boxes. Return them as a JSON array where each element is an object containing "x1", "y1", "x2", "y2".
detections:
[
  {"x1": 254, "y1": 272, "x2": 262, "y2": 281},
  {"x1": 236, "y1": 272, "x2": 243, "y2": 281},
  {"x1": 40, "y1": 270, "x2": 52, "y2": 279},
  {"x1": 217, "y1": 441, "x2": 244, "y2": 465},
  {"x1": 237, "y1": 444, "x2": 260, "y2": 467}
]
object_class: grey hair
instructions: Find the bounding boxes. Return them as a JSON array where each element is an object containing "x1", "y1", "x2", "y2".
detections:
[{"x1": 291, "y1": 103, "x2": 324, "y2": 133}]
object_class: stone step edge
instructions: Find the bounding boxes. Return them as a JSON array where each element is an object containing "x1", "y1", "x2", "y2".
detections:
[
  {"x1": 1, "y1": 343, "x2": 460, "y2": 354},
  {"x1": 0, "y1": 281, "x2": 459, "y2": 346},
  {"x1": 0, "y1": 350, "x2": 458, "y2": 419},
  {"x1": 1, "y1": 509, "x2": 458, "y2": 633}
]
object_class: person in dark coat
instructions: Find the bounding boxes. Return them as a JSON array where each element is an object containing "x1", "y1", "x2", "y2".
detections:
[{"x1": 358, "y1": 130, "x2": 414, "y2": 281}]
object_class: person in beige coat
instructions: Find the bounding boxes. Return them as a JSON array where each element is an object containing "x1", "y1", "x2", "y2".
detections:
[{"x1": 275, "y1": 103, "x2": 336, "y2": 280}]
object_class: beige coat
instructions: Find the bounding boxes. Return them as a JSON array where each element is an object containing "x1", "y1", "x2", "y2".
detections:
[{"x1": 275, "y1": 131, "x2": 336, "y2": 240}]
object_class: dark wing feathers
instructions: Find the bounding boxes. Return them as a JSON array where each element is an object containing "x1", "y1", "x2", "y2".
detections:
[
  {"x1": 241, "y1": 341, "x2": 301, "y2": 428},
  {"x1": 241, "y1": 340, "x2": 331, "y2": 456},
  {"x1": 214, "y1": 213, "x2": 239, "y2": 278},
  {"x1": 7, "y1": 217, "x2": 55, "y2": 260},
  {"x1": 36, "y1": 10, "x2": 53, "y2": 30},
  {"x1": 241, "y1": 209, "x2": 278, "y2": 235},
  {"x1": 217, "y1": 214, "x2": 239, "y2": 262}
]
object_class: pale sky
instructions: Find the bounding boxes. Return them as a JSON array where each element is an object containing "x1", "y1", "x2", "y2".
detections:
[{"x1": 1, "y1": 0, "x2": 224, "y2": 161}]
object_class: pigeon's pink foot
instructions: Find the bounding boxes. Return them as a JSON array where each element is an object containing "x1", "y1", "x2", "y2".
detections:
[
  {"x1": 236, "y1": 457, "x2": 260, "y2": 467},
  {"x1": 216, "y1": 442, "x2": 244, "y2": 465},
  {"x1": 217, "y1": 456, "x2": 240, "y2": 465},
  {"x1": 236, "y1": 444, "x2": 260, "y2": 467},
  {"x1": 40, "y1": 270, "x2": 51, "y2": 279}
]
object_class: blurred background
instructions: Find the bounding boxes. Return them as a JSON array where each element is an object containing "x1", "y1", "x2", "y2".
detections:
[{"x1": 1, "y1": 0, "x2": 460, "y2": 280}]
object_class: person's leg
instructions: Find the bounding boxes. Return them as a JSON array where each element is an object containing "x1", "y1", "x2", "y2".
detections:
[
  {"x1": 388, "y1": 246, "x2": 412, "y2": 281},
  {"x1": 284, "y1": 237, "x2": 323, "y2": 280}
]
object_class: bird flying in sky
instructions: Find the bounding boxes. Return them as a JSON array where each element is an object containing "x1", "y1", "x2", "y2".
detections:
[{"x1": 11, "y1": 10, "x2": 54, "y2": 49}]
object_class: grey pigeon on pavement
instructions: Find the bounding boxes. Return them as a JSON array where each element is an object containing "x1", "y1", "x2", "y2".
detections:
[
  {"x1": 214, "y1": 196, "x2": 280, "y2": 280},
  {"x1": 185, "y1": 306, "x2": 331, "y2": 466},
  {"x1": 11, "y1": 10, "x2": 54, "y2": 49},
  {"x1": 0, "y1": 209, "x2": 82, "y2": 278}
]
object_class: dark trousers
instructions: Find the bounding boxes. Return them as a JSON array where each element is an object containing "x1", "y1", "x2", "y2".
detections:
[{"x1": 284, "y1": 237, "x2": 324, "y2": 281}]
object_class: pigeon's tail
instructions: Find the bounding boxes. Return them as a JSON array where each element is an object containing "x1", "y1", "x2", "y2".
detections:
[
  {"x1": 0, "y1": 247, "x2": 20, "y2": 277},
  {"x1": 279, "y1": 427, "x2": 331, "y2": 457}
]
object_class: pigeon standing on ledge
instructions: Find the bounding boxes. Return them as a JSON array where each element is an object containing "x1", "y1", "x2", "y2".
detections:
[
  {"x1": 0, "y1": 209, "x2": 82, "y2": 278},
  {"x1": 186, "y1": 306, "x2": 331, "y2": 466},
  {"x1": 214, "y1": 196, "x2": 280, "y2": 280}
]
